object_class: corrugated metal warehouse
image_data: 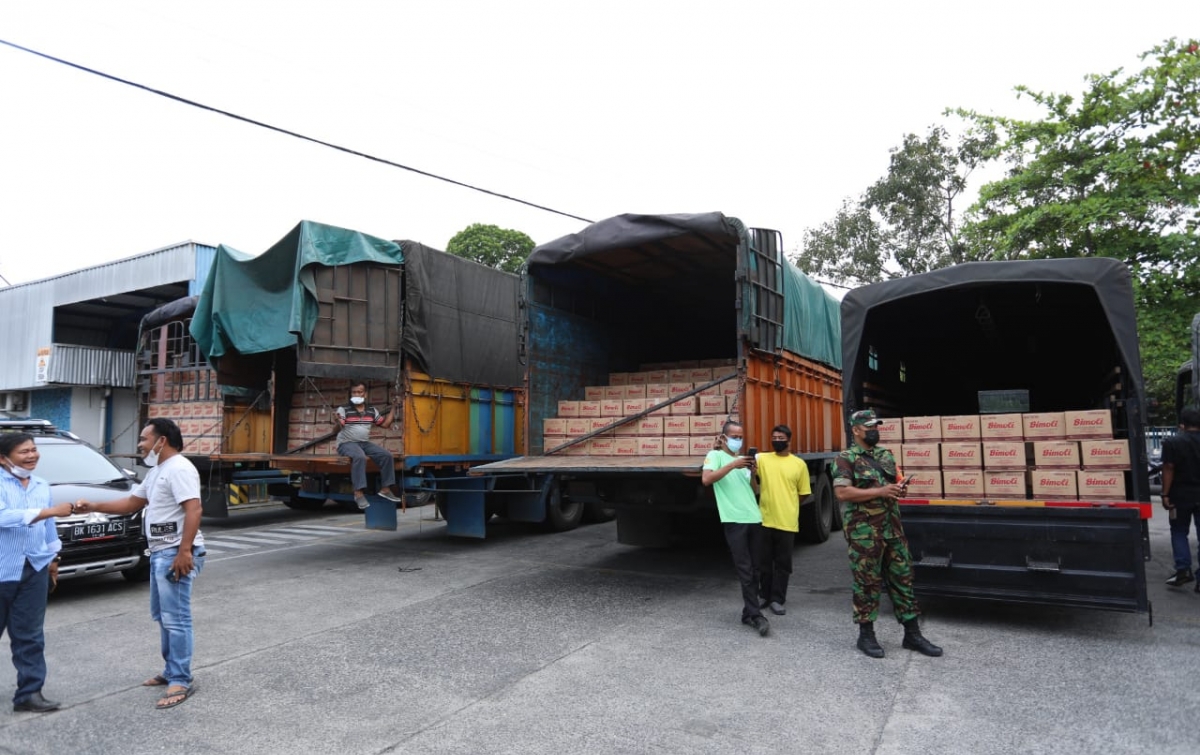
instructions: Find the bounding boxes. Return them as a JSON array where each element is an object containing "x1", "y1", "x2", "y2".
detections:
[{"x1": 0, "y1": 241, "x2": 215, "y2": 459}]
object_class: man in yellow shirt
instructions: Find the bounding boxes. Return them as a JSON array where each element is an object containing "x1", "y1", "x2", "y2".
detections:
[{"x1": 755, "y1": 424, "x2": 811, "y2": 615}]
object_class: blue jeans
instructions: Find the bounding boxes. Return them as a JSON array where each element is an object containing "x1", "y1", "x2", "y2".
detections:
[
  {"x1": 1169, "y1": 502, "x2": 1200, "y2": 572},
  {"x1": 338, "y1": 440, "x2": 397, "y2": 493},
  {"x1": 149, "y1": 547, "x2": 205, "y2": 687},
  {"x1": 0, "y1": 561, "x2": 51, "y2": 705}
]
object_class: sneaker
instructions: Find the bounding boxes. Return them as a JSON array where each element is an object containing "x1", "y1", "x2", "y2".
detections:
[
  {"x1": 1165, "y1": 569, "x2": 1195, "y2": 587},
  {"x1": 355, "y1": 495, "x2": 369, "y2": 511},
  {"x1": 768, "y1": 602, "x2": 786, "y2": 616},
  {"x1": 742, "y1": 615, "x2": 770, "y2": 637},
  {"x1": 378, "y1": 490, "x2": 404, "y2": 504}
]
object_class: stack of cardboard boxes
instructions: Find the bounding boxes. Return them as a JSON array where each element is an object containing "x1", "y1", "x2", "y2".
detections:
[
  {"x1": 882, "y1": 410, "x2": 1130, "y2": 501},
  {"x1": 544, "y1": 360, "x2": 737, "y2": 456},
  {"x1": 286, "y1": 379, "x2": 402, "y2": 455}
]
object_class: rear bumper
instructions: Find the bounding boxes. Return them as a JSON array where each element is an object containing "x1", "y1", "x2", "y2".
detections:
[{"x1": 58, "y1": 540, "x2": 149, "y2": 580}]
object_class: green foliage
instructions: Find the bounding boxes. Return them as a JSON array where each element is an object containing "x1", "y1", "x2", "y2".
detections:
[
  {"x1": 445, "y1": 223, "x2": 535, "y2": 274},
  {"x1": 795, "y1": 125, "x2": 993, "y2": 286}
]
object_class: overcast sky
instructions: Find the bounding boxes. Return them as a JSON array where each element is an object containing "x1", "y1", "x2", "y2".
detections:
[{"x1": 1, "y1": 1, "x2": 1196, "y2": 287}]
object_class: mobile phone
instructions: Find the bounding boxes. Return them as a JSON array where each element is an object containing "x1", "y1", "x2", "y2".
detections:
[
  {"x1": 746, "y1": 447, "x2": 758, "y2": 458},
  {"x1": 898, "y1": 474, "x2": 914, "y2": 486}
]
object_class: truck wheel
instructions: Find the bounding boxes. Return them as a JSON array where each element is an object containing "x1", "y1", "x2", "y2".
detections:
[
  {"x1": 799, "y1": 476, "x2": 833, "y2": 544},
  {"x1": 283, "y1": 493, "x2": 327, "y2": 511},
  {"x1": 543, "y1": 485, "x2": 584, "y2": 532},
  {"x1": 121, "y1": 558, "x2": 151, "y2": 583}
]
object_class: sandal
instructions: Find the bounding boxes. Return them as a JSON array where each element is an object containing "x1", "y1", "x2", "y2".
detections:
[
  {"x1": 142, "y1": 675, "x2": 168, "y2": 687},
  {"x1": 156, "y1": 684, "x2": 196, "y2": 709}
]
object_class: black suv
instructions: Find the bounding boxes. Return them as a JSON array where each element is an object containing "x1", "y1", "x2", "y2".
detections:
[{"x1": 0, "y1": 420, "x2": 150, "y2": 583}]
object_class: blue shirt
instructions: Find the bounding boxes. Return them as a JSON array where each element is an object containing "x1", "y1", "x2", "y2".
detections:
[{"x1": 0, "y1": 469, "x2": 61, "y2": 581}]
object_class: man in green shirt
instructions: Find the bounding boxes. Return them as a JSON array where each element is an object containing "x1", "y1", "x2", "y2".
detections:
[
  {"x1": 702, "y1": 420, "x2": 768, "y2": 636},
  {"x1": 833, "y1": 409, "x2": 941, "y2": 659}
]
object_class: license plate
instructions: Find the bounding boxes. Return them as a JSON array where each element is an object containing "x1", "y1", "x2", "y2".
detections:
[{"x1": 70, "y1": 521, "x2": 126, "y2": 541}]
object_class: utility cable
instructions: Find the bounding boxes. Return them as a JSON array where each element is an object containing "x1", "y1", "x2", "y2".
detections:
[{"x1": 0, "y1": 37, "x2": 594, "y2": 224}]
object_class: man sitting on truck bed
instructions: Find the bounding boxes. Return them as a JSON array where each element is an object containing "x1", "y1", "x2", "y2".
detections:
[
  {"x1": 702, "y1": 421, "x2": 769, "y2": 637},
  {"x1": 833, "y1": 410, "x2": 942, "y2": 659},
  {"x1": 335, "y1": 381, "x2": 404, "y2": 510}
]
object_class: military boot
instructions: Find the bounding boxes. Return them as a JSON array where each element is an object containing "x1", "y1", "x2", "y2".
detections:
[
  {"x1": 856, "y1": 622, "x2": 885, "y2": 658},
  {"x1": 902, "y1": 618, "x2": 943, "y2": 657}
]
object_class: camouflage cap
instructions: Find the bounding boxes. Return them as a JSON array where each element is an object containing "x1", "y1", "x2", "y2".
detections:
[{"x1": 849, "y1": 409, "x2": 882, "y2": 427}]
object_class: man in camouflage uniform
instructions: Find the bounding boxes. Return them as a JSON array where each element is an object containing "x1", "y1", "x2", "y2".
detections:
[{"x1": 833, "y1": 409, "x2": 942, "y2": 659}]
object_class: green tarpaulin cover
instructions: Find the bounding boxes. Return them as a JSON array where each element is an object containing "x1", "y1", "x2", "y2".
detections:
[
  {"x1": 782, "y1": 258, "x2": 842, "y2": 369},
  {"x1": 191, "y1": 220, "x2": 403, "y2": 358}
]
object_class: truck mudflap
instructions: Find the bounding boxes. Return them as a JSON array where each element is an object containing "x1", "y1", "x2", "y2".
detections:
[{"x1": 899, "y1": 503, "x2": 1149, "y2": 613}]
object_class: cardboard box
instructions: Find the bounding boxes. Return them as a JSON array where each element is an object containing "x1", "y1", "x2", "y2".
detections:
[
  {"x1": 560, "y1": 420, "x2": 587, "y2": 441},
  {"x1": 664, "y1": 416, "x2": 691, "y2": 436},
  {"x1": 543, "y1": 418, "x2": 568, "y2": 437},
  {"x1": 588, "y1": 418, "x2": 613, "y2": 435},
  {"x1": 590, "y1": 437, "x2": 616, "y2": 456},
  {"x1": 669, "y1": 396, "x2": 699, "y2": 416},
  {"x1": 687, "y1": 367, "x2": 714, "y2": 383},
  {"x1": 562, "y1": 439, "x2": 589, "y2": 456},
  {"x1": 623, "y1": 384, "x2": 646, "y2": 399},
  {"x1": 646, "y1": 370, "x2": 670, "y2": 383},
  {"x1": 689, "y1": 415, "x2": 720, "y2": 436},
  {"x1": 613, "y1": 438, "x2": 639, "y2": 456},
  {"x1": 980, "y1": 413, "x2": 1024, "y2": 440},
  {"x1": 941, "y1": 415, "x2": 981, "y2": 440},
  {"x1": 1077, "y1": 469, "x2": 1126, "y2": 500},
  {"x1": 613, "y1": 416, "x2": 639, "y2": 436},
  {"x1": 690, "y1": 436, "x2": 716, "y2": 455},
  {"x1": 941, "y1": 442, "x2": 982, "y2": 468},
  {"x1": 700, "y1": 395, "x2": 727, "y2": 415},
  {"x1": 600, "y1": 399, "x2": 624, "y2": 418},
  {"x1": 669, "y1": 368, "x2": 692, "y2": 382},
  {"x1": 626, "y1": 372, "x2": 649, "y2": 386},
  {"x1": 663, "y1": 437, "x2": 691, "y2": 456},
  {"x1": 901, "y1": 443, "x2": 940, "y2": 469},
  {"x1": 903, "y1": 416, "x2": 942, "y2": 441},
  {"x1": 1080, "y1": 439, "x2": 1131, "y2": 470},
  {"x1": 1064, "y1": 410, "x2": 1113, "y2": 440},
  {"x1": 942, "y1": 469, "x2": 984, "y2": 499},
  {"x1": 697, "y1": 383, "x2": 721, "y2": 397},
  {"x1": 983, "y1": 441, "x2": 1026, "y2": 470},
  {"x1": 1031, "y1": 441, "x2": 1080, "y2": 469},
  {"x1": 1029, "y1": 469, "x2": 1078, "y2": 499},
  {"x1": 668, "y1": 382, "x2": 693, "y2": 396},
  {"x1": 637, "y1": 416, "x2": 664, "y2": 436},
  {"x1": 584, "y1": 386, "x2": 605, "y2": 401},
  {"x1": 623, "y1": 398, "x2": 648, "y2": 417},
  {"x1": 608, "y1": 372, "x2": 629, "y2": 386},
  {"x1": 637, "y1": 437, "x2": 664, "y2": 456},
  {"x1": 579, "y1": 400, "x2": 602, "y2": 418},
  {"x1": 876, "y1": 418, "x2": 903, "y2": 443},
  {"x1": 984, "y1": 471, "x2": 1027, "y2": 500},
  {"x1": 1023, "y1": 412, "x2": 1066, "y2": 440},
  {"x1": 558, "y1": 400, "x2": 580, "y2": 418},
  {"x1": 603, "y1": 385, "x2": 625, "y2": 401},
  {"x1": 906, "y1": 470, "x2": 943, "y2": 498},
  {"x1": 645, "y1": 383, "x2": 670, "y2": 402}
]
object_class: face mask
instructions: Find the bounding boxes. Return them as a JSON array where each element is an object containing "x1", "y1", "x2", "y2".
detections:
[
  {"x1": 863, "y1": 429, "x2": 881, "y2": 447},
  {"x1": 3, "y1": 459, "x2": 31, "y2": 479},
  {"x1": 144, "y1": 438, "x2": 164, "y2": 468},
  {"x1": 771, "y1": 440, "x2": 788, "y2": 452},
  {"x1": 350, "y1": 396, "x2": 365, "y2": 405},
  {"x1": 725, "y1": 437, "x2": 744, "y2": 454}
]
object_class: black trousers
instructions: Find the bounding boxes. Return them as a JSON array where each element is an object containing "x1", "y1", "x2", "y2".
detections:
[
  {"x1": 756, "y1": 526, "x2": 795, "y2": 605},
  {"x1": 723, "y1": 522, "x2": 764, "y2": 620}
]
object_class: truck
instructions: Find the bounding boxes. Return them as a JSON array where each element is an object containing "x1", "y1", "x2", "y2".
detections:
[
  {"x1": 1176, "y1": 313, "x2": 1198, "y2": 418},
  {"x1": 136, "y1": 220, "x2": 525, "y2": 529},
  {"x1": 460, "y1": 212, "x2": 845, "y2": 546},
  {"x1": 840, "y1": 258, "x2": 1152, "y2": 614}
]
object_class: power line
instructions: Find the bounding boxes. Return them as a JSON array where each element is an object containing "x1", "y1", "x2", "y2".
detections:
[{"x1": 0, "y1": 37, "x2": 595, "y2": 224}]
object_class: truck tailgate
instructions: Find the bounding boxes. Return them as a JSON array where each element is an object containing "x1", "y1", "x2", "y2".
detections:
[{"x1": 469, "y1": 455, "x2": 704, "y2": 475}]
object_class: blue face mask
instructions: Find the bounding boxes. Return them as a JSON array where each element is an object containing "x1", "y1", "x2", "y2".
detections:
[{"x1": 725, "y1": 437, "x2": 743, "y2": 454}]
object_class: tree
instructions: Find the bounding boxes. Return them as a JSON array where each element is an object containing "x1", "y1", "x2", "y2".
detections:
[
  {"x1": 795, "y1": 125, "x2": 994, "y2": 286},
  {"x1": 445, "y1": 223, "x2": 535, "y2": 274},
  {"x1": 956, "y1": 37, "x2": 1200, "y2": 421}
]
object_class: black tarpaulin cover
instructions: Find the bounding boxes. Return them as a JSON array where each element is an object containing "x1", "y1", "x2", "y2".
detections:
[
  {"x1": 400, "y1": 241, "x2": 522, "y2": 387},
  {"x1": 840, "y1": 257, "x2": 1146, "y2": 405}
]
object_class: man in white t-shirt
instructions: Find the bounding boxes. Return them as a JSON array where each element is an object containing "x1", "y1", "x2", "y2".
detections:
[{"x1": 76, "y1": 418, "x2": 206, "y2": 709}]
